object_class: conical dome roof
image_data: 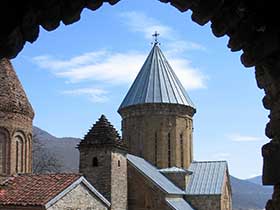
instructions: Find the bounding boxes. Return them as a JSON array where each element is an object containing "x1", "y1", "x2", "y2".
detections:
[
  {"x1": 79, "y1": 115, "x2": 126, "y2": 149},
  {"x1": 0, "y1": 58, "x2": 34, "y2": 119},
  {"x1": 118, "y1": 44, "x2": 195, "y2": 112}
]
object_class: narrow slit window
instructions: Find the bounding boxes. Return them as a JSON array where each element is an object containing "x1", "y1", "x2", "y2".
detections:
[
  {"x1": 180, "y1": 133, "x2": 184, "y2": 168},
  {"x1": 155, "y1": 132, "x2": 157, "y2": 166},
  {"x1": 168, "y1": 133, "x2": 171, "y2": 167},
  {"x1": 92, "y1": 157, "x2": 98, "y2": 167}
]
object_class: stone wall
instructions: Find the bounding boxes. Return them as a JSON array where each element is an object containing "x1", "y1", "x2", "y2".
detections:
[
  {"x1": 0, "y1": 112, "x2": 33, "y2": 181},
  {"x1": 79, "y1": 146, "x2": 128, "y2": 209},
  {"x1": 120, "y1": 103, "x2": 195, "y2": 169},
  {"x1": 0, "y1": 206, "x2": 43, "y2": 210},
  {"x1": 48, "y1": 183, "x2": 108, "y2": 210},
  {"x1": 185, "y1": 195, "x2": 221, "y2": 210},
  {"x1": 0, "y1": 58, "x2": 34, "y2": 181},
  {"x1": 221, "y1": 174, "x2": 232, "y2": 210},
  {"x1": 128, "y1": 163, "x2": 171, "y2": 210},
  {"x1": 79, "y1": 146, "x2": 111, "y2": 200},
  {"x1": 111, "y1": 150, "x2": 127, "y2": 210}
]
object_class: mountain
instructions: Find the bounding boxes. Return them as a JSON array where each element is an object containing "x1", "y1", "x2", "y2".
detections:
[
  {"x1": 33, "y1": 126, "x2": 80, "y2": 172},
  {"x1": 33, "y1": 126, "x2": 272, "y2": 210},
  {"x1": 246, "y1": 176, "x2": 263, "y2": 186},
  {"x1": 230, "y1": 176, "x2": 272, "y2": 210}
]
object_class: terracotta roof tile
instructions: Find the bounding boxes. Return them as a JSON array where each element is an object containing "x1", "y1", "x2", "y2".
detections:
[{"x1": 0, "y1": 173, "x2": 81, "y2": 206}]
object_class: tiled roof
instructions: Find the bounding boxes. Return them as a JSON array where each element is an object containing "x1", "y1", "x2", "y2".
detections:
[
  {"x1": 127, "y1": 154, "x2": 185, "y2": 195},
  {"x1": 118, "y1": 44, "x2": 195, "y2": 111},
  {"x1": 185, "y1": 161, "x2": 228, "y2": 195},
  {"x1": 79, "y1": 115, "x2": 126, "y2": 149},
  {"x1": 166, "y1": 197, "x2": 194, "y2": 210},
  {"x1": 0, "y1": 58, "x2": 34, "y2": 118},
  {"x1": 0, "y1": 173, "x2": 81, "y2": 206}
]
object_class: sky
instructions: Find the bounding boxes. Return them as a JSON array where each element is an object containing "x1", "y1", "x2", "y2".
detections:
[{"x1": 11, "y1": 0, "x2": 269, "y2": 179}]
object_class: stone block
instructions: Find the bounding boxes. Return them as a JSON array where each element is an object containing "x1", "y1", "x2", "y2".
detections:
[{"x1": 262, "y1": 142, "x2": 280, "y2": 185}]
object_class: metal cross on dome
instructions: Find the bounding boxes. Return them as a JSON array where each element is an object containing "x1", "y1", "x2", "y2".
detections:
[{"x1": 152, "y1": 31, "x2": 160, "y2": 45}]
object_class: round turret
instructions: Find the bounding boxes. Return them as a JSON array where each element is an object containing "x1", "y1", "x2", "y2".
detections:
[{"x1": 0, "y1": 58, "x2": 34, "y2": 181}]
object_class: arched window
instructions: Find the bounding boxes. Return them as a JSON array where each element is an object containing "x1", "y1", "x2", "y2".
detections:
[
  {"x1": 118, "y1": 160, "x2": 121, "y2": 167},
  {"x1": 15, "y1": 135, "x2": 24, "y2": 173},
  {"x1": 154, "y1": 132, "x2": 157, "y2": 166},
  {"x1": 180, "y1": 133, "x2": 184, "y2": 168},
  {"x1": 0, "y1": 131, "x2": 7, "y2": 174},
  {"x1": 168, "y1": 133, "x2": 171, "y2": 167},
  {"x1": 92, "y1": 157, "x2": 98, "y2": 167}
]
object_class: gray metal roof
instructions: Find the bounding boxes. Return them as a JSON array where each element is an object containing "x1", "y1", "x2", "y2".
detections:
[
  {"x1": 185, "y1": 161, "x2": 228, "y2": 195},
  {"x1": 118, "y1": 44, "x2": 195, "y2": 111},
  {"x1": 127, "y1": 154, "x2": 185, "y2": 195},
  {"x1": 166, "y1": 198, "x2": 194, "y2": 210}
]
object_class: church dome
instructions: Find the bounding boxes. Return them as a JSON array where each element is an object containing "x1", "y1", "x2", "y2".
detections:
[
  {"x1": 0, "y1": 58, "x2": 34, "y2": 119},
  {"x1": 118, "y1": 44, "x2": 195, "y2": 112}
]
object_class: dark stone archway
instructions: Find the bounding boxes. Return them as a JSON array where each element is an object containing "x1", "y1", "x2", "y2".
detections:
[{"x1": 0, "y1": 1, "x2": 279, "y2": 209}]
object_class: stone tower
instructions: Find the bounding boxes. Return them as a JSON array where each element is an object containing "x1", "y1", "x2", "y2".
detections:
[
  {"x1": 118, "y1": 43, "x2": 196, "y2": 169},
  {"x1": 0, "y1": 58, "x2": 34, "y2": 181},
  {"x1": 78, "y1": 115, "x2": 128, "y2": 210}
]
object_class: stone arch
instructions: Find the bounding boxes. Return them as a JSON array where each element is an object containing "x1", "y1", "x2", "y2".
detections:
[
  {"x1": 27, "y1": 133, "x2": 32, "y2": 172},
  {"x1": 13, "y1": 131, "x2": 26, "y2": 173},
  {"x1": 0, "y1": 128, "x2": 9, "y2": 174}
]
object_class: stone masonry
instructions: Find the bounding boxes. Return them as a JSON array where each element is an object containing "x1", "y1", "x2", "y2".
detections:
[
  {"x1": 0, "y1": 58, "x2": 34, "y2": 182},
  {"x1": 48, "y1": 183, "x2": 108, "y2": 210},
  {"x1": 78, "y1": 115, "x2": 128, "y2": 210},
  {"x1": 128, "y1": 163, "x2": 172, "y2": 210},
  {"x1": 119, "y1": 103, "x2": 195, "y2": 169}
]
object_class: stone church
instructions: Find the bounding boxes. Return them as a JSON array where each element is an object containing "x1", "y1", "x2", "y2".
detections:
[
  {"x1": 0, "y1": 40, "x2": 232, "y2": 210},
  {"x1": 78, "y1": 41, "x2": 232, "y2": 210}
]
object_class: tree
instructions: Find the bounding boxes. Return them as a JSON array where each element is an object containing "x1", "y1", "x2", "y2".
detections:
[{"x1": 32, "y1": 133, "x2": 63, "y2": 173}]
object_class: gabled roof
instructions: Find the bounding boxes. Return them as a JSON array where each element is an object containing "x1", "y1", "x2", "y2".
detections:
[
  {"x1": 185, "y1": 161, "x2": 228, "y2": 195},
  {"x1": 118, "y1": 44, "x2": 195, "y2": 111},
  {"x1": 0, "y1": 58, "x2": 34, "y2": 119},
  {"x1": 0, "y1": 173, "x2": 110, "y2": 207},
  {"x1": 127, "y1": 154, "x2": 185, "y2": 195},
  {"x1": 166, "y1": 197, "x2": 194, "y2": 210}
]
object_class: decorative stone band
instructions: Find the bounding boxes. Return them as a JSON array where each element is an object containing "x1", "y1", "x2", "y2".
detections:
[
  {"x1": 118, "y1": 103, "x2": 196, "y2": 119},
  {"x1": 0, "y1": 112, "x2": 33, "y2": 134}
]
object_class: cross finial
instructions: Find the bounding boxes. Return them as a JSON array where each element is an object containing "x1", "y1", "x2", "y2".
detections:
[{"x1": 152, "y1": 31, "x2": 160, "y2": 45}]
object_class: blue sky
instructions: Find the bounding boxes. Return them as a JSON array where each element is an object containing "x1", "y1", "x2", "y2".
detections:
[{"x1": 12, "y1": 0, "x2": 268, "y2": 179}]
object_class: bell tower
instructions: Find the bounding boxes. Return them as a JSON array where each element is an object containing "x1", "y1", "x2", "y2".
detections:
[
  {"x1": 78, "y1": 115, "x2": 128, "y2": 210},
  {"x1": 118, "y1": 41, "x2": 196, "y2": 169},
  {"x1": 0, "y1": 58, "x2": 34, "y2": 181}
]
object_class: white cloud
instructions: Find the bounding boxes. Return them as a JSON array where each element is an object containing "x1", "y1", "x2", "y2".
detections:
[
  {"x1": 119, "y1": 11, "x2": 206, "y2": 52},
  {"x1": 119, "y1": 11, "x2": 172, "y2": 40},
  {"x1": 168, "y1": 58, "x2": 206, "y2": 89},
  {"x1": 62, "y1": 88, "x2": 108, "y2": 103},
  {"x1": 228, "y1": 134, "x2": 262, "y2": 142},
  {"x1": 32, "y1": 11, "x2": 207, "y2": 91},
  {"x1": 32, "y1": 50, "x2": 206, "y2": 90},
  {"x1": 33, "y1": 51, "x2": 107, "y2": 71}
]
